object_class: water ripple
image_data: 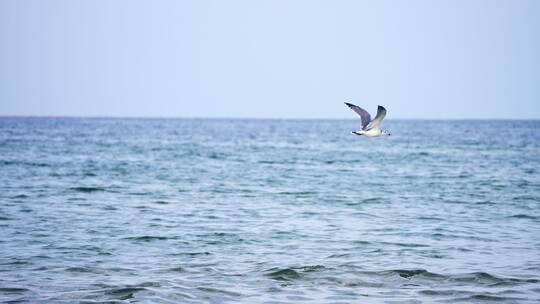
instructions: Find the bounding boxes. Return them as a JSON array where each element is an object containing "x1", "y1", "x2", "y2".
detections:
[{"x1": 1, "y1": 118, "x2": 539, "y2": 303}]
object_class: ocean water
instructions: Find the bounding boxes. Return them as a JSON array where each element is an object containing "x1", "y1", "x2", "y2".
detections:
[{"x1": 1, "y1": 117, "x2": 539, "y2": 304}]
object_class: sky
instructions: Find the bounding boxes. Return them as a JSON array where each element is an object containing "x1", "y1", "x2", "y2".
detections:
[{"x1": 0, "y1": 0, "x2": 539, "y2": 119}]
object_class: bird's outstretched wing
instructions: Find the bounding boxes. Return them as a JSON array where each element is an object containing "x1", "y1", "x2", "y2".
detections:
[
  {"x1": 364, "y1": 106, "x2": 387, "y2": 130},
  {"x1": 344, "y1": 102, "x2": 371, "y2": 130}
]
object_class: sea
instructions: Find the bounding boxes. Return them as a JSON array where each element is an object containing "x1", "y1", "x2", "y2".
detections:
[{"x1": 1, "y1": 117, "x2": 539, "y2": 303}]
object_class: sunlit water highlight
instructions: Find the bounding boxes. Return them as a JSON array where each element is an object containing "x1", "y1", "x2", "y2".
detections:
[{"x1": 1, "y1": 118, "x2": 539, "y2": 303}]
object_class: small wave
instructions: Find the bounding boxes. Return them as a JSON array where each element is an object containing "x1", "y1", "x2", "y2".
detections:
[
  {"x1": 418, "y1": 289, "x2": 465, "y2": 296},
  {"x1": 475, "y1": 200, "x2": 496, "y2": 205},
  {"x1": 196, "y1": 287, "x2": 242, "y2": 297},
  {"x1": 352, "y1": 269, "x2": 448, "y2": 281},
  {"x1": 70, "y1": 187, "x2": 105, "y2": 193},
  {"x1": 0, "y1": 260, "x2": 30, "y2": 266},
  {"x1": 123, "y1": 236, "x2": 177, "y2": 242},
  {"x1": 172, "y1": 251, "x2": 212, "y2": 257},
  {"x1": 258, "y1": 160, "x2": 296, "y2": 165},
  {"x1": 103, "y1": 267, "x2": 137, "y2": 274},
  {"x1": 416, "y1": 216, "x2": 444, "y2": 221},
  {"x1": 508, "y1": 214, "x2": 538, "y2": 220},
  {"x1": 453, "y1": 294, "x2": 525, "y2": 302},
  {"x1": 512, "y1": 195, "x2": 539, "y2": 201},
  {"x1": 105, "y1": 287, "x2": 147, "y2": 299},
  {"x1": 415, "y1": 270, "x2": 527, "y2": 285},
  {"x1": 362, "y1": 197, "x2": 384, "y2": 204},
  {"x1": 196, "y1": 232, "x2": 244, "y2": 245},
  {"x1": 10, "y1": 194, "x2": 29, "y2": 199},
  {"x1": 327, "y1": 253, "x2": 351, "y2": 258},
  {"x1": 0, "y1": 287, "x2": 29, "y2": 293},
  {"x1": 357, "y1": 269, "x2": 525, "y2": 288},
  {"x1": 1, "y1": 160, "x2": 50, "y2": 167},
  {"x1": 453, "y1": 272, "x2": 504, "y2": 283},
  {"x1": 351, "y1": 240, "x2": 372, "y2": 246},
  {"x1": 266, "y1": 268, "x2": 302, "y2": 281},
  {"x1": 389, "y1": 270, "x2": 538, "y2": 286},
  {"x1": 65, "y1": 267, "x2": 99, "y2": 273},
  {"x1": 137, "y1": 282, "x2": 161, "y2": 287},
  {"x1": 265, "y1": 265, "x2": 326, "y2": 281},
  {"x1": 386, "y1": 269, "x2": 445, "y2": 279},
  {"x1": 380, "y1": 241, "x2": 429, "y2": 248},
  {"x1": 202, "y1": 151, "x2": 229, "y2": 160},
  {"x1": 277, "y1": 191, "x2": 317, "y2": 196},
  {"x1": 129, "y1": 192, "x2": 152, "y2": 196},
  {"x1": 301, "y1": 265, "x2": 326, "y2": 272}
]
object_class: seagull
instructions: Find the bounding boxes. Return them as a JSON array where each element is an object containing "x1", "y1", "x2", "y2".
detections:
[{"x1": 345, "y1": 103, "x2": 391, "y2": 137}]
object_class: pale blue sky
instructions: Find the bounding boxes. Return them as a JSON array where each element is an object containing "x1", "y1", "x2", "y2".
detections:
[{"x1": 1, "y1": 0, "x2": 539, "y2": 119}]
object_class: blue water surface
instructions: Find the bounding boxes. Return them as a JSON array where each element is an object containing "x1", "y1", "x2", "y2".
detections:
[{"x1": 1, "y1": 118, "x2": 539, "y2": 303}]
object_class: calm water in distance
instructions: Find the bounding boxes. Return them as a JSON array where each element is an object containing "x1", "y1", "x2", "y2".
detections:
[{"x1": 1, "y1": 118, "x2": 539, "y2": 303}]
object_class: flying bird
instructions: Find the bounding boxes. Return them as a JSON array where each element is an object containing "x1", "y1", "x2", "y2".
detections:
[{"x1": 345, "y1": 103, "x2": 391, "y2": 137}]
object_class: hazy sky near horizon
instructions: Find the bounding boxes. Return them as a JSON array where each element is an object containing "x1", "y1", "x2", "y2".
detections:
[{"x1": 1, "y1": 1, "x2": 539, "y2": 119}]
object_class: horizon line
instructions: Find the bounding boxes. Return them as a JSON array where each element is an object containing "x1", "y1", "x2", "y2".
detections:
[
  {"x1": 1, "y1": 114, "x2": 540, "y2": 120},
  {"x1": 0, "y1": 114, "x2": 539, "y2": 120}
]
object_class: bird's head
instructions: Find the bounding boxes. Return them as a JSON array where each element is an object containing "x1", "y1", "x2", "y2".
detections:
[{"x1": 382, "y1": 130, "x2": 391, "y2": 136}]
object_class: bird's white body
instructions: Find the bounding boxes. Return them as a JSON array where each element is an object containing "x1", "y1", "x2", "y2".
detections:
[
  {"x1": 345, "y1": 103, "x2": 391, "y2": 137},
  {"x1": 353, "y1": 129, "x2": 385, "y2": 137}
]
